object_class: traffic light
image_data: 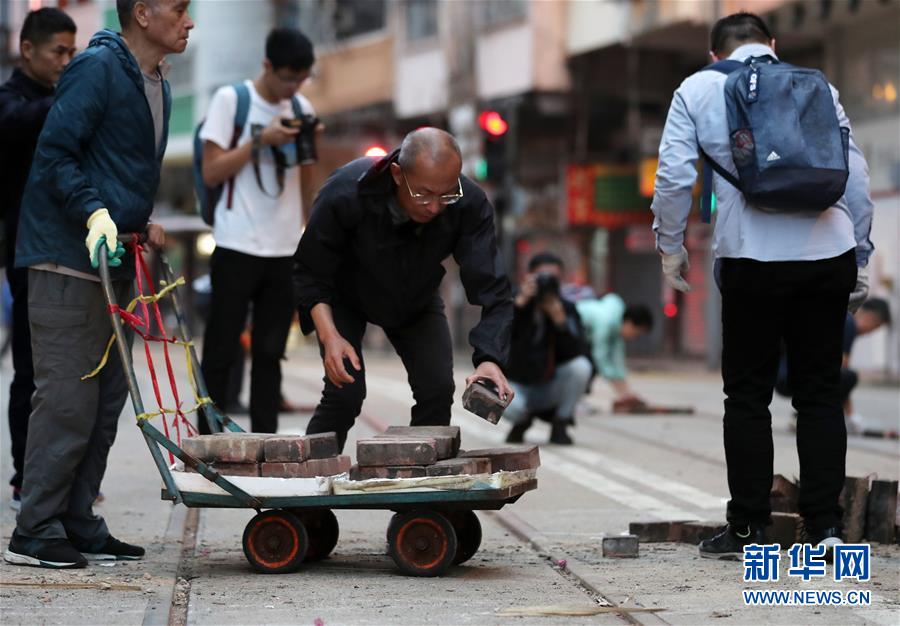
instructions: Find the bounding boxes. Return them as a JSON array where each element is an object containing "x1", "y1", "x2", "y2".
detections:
[
  {"x1": 478, "y1": 110, "x2": 508, "y2": 137},
  {"x1": 479, "y1": 110, "x2": 509, "y2": 183}
]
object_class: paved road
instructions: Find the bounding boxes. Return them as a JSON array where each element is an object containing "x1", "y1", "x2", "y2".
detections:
[{"x1": 2, "y1": 340, "x2": 898, "y2": 625}]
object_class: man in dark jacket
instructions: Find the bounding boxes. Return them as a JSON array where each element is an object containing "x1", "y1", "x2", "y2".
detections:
[
  {"x1": 0, "y1": 7, "x2": 76, "y2": 511},
  {"x1": 503, "y1": 253, "x2": 592, "y2": 446},
  {"x1": 5, "y1": 0, "x2": 193, "y2": 570},
  {"x1": 293, "y1": 127, "x2": 514, "y2": 450}
]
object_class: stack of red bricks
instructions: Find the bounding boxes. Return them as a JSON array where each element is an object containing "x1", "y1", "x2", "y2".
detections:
[
  {"x1": 182, "y1": 432, "x2": 351, "y2": 478},
  {"x1": 350, "y1": 425, "x2": 540, "y2": 480}
]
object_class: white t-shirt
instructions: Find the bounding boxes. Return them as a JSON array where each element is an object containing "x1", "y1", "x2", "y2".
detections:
[{"x1": 200, "y1": 80, "x2": 314, "y2": 257}]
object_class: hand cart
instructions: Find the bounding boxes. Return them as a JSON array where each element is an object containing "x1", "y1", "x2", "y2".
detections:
[{"x1": 97, "y1": 237, "x2": 537, "y2": 577}]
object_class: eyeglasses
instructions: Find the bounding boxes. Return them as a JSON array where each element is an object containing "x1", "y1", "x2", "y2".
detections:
[{"x1": 401, "y1": 170, "x2": 463, "y2": 206}]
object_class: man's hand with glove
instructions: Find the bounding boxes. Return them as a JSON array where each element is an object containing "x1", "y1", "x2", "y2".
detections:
[
  {"x1": 85, "y1": 208, "x2": 125, "y2": 268},
  {"x1": 848, "y1": 266, "x2": 869, "y2": 313},
  {"x1": 661, "y1": 245, "x2": 691, "y2": 292}
]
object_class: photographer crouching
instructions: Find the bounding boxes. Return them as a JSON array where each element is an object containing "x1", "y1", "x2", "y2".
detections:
[{"x1": 504, "y1": 253, "x2": 592, "y2": 445}]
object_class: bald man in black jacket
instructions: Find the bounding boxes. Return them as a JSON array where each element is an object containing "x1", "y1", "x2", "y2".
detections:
[{"x1": 293, "y1": 128, "x2": 514, "y2": 450}]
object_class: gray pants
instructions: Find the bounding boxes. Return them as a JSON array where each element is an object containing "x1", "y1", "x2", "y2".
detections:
[
  {"x1": 16, "y1": 270, "x2": 132, "y2": 545},
  {"x1": 504, "y1": 356, "x2": 593, "y2": 425}
]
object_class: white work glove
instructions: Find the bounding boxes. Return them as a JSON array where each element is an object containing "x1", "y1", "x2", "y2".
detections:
[
  {"x1": 660, "y1": 245, "x2": 691, "y2": 292},
  {"x1": 85, "y1": 208, "x2": 125, "y2": 268},
  {"x1": 848, "y1": 266, "x2": 869, "y2": 313}
]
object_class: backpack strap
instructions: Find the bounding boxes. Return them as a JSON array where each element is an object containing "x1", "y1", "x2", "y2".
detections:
[
  {"x1": 225, "y1": 82, "x2": 251, "y2": 209},
  {"x1": 290, "y1": 95, "x2": 304, "y2": 119},
  {"x1": 698, "y1": 59, "x2": 744, "y2": 222}
]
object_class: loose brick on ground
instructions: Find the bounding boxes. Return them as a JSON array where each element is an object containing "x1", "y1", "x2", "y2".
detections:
[
  {"x1": 767, "y1": 512, "x2": 801, "y2": 546},
  {"x1": 305, "y1": 432, "x2": 340, "y2": 459},
  {"x1": 182, "y1": 433, "x2": 275, "y2": 463},
  {"x1": 459, "y1": 445, "x2": 540, "y2": 472},
  {"x1": 602, "y1": 535, "x2": 639, "y2": 557},
  {"x1": 264, "y1": 436, "x2": 309, "y2": 462},
  {"x1": 381, "y1": 425, "x2": 461, "y2": 459},
  {"x1": 865, "y1": 479, "x2": 898, "y2": 544},
  {"x1": 426, "y1": 458, "x2": 489, "y2": 477},
  {"x1": 840, "y1": 476, "x2": 870, "y2": 542},
  {"x1": 260, "y1": 456, "x2": 351, "y2": 478},
  {"x1": 676, "y1": 521, "x2": 724, "y2": 545},
  {"x1": 628, "y1": 520, "x2": 696, "y2": 543},
  {"x1": 771, "y1": 474, "x2": 799, "y2": 513},
  {"x1": 350, "y1": 465, "x2": 427, "y2": 480},
  {"x1": 356, "y1": 438, "x2": 438, "y2": 466}
]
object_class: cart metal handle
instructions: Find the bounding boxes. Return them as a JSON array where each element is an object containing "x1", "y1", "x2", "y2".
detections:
[{"x1": 97, "y1": 236, "x2": 260, "y2": 510}]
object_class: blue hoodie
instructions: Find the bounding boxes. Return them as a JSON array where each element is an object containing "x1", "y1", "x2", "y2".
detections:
[{"x1": 15, "y1": 30, "x2": 171, "y2": 279}]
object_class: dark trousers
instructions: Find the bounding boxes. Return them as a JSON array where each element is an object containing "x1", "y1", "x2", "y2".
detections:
[
  {"x1": 200, "y1": 248, "x2": 294, "y2": 434},
  {"x1": 6, "y1": 265, "x2": 34, "y2": 490},
  {"x1": 305, "y1": 298, "x2": 455, "y2": 452},
  {"x1": 719, "y1": 250, "x2": 856, "y2": 531},
  {"x1": 17, "y1": 271, "x2": 131, "y2": 543}
]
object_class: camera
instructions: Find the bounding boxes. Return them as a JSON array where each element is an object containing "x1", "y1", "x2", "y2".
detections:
[
  {"x1": 281, "y1": 114, "x2": 319, "y2": 165},
  {"x1": 535, "y1": 273, "x2": 560, "y2": 299}
]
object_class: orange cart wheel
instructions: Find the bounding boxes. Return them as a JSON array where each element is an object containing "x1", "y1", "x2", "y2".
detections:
[
  {"x1": 289, "y1": 509, "x2": 339, "y2": 561},
  {"x1": 387, "y1": 510, "x2": 458, "y2": 577},
  {"x1": 446, "y1": 510, "x2": 482, "y2": 565},
  {"x1": 242, "y1": 510, "x2": 308, "y2": 574}
]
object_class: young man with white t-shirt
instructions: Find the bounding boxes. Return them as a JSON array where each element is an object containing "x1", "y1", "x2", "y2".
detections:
[{"x1": 199, "y1": 28, "x2": 316, "y2": 434}]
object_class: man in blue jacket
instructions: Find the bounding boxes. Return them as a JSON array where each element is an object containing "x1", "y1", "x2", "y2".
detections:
[
  {"x1": 5, "y1": 0, "x2": 193, "y2": 569},
  {"x1": 0, "y1": 7, "x2": 76, "y2": 512}
]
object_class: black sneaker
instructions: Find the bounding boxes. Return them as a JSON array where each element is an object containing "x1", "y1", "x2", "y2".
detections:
[
  {"x1": 75, "y1": 535, "x2": 145, "y2": 561},
  {"x1": 3, "y1": 530, "x2": 87, "y2": 569},
  {"x1": 549, "y1": 421, "x2": 573, "y2": 445},
  {"x1": 505, "y1": 420, "x2": 531, "y2": 444},
  {"x1": 698, "y1": 524, "x2": 765, "y2": 560},
  {"x1": 804, "y1": 526, "x2": 843, "y2": 562}
]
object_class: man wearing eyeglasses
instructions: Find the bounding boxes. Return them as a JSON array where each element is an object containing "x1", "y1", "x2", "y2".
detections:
[{"x1": 293, "y1": 127, "x2": 514, "y2": 451}]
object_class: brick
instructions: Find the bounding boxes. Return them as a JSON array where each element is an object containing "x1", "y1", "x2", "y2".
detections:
[
  {"x1": 181, "y1": 433, "x2": 274, "y2": 463},
  {"x1": 770, "y1": 474, "x2": 799, "y2": 513},
  {"x1": 865, "y1": 479, "x2": 898, "y2": 544},
  {"x1": 767, "y1": 513, "x2": 801, "y2": 546},
  {"x1": 356, "y1": 438, "x2": 438, "y2": 467},
  {"x1": 264, "y1": 436, "x2": 308, "y2": 463},
  {"x1": 184, "y1": 462, "x2": 260, "y2": 477},
  {"x1": 382, "y1": 426, "x2": 460, "y2": 459},
  {"x1": 305, "y1": 432, "x2": 340, "y2": 459},
  {"x1": 426, "y1": 458, "x2": 489, "y2": 477},
  {"x1": 260, "y1": 456, "x2": 351, "y2": 478},
  {"x1": 840, "y1": 476, "x2": 870, "y2": 543},
  {"x1": 350, "y1": 465, "x2": 427, "y2": 480},
  {"x1": 459, "y1": 446, "x2": 540, "y2": 472},
  {"x1": 602, "y1": 535, "x2": 639, "y2": 558},
  {"x1": 462, "y1": 380, "x2": 509, "y2": 424},
  {"x1": 677, "y1": 521, "x2": 725, "y2": 545},
  {"x1": 628, "y1": 520, "x2": 696, "y2": 543}
]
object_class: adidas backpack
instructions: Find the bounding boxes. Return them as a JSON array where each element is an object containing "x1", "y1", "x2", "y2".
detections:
[{"x1": 700, "y1": 55, "x2": 850, "y2": 221}]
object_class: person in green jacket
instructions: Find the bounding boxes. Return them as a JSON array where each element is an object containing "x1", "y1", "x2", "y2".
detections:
[{"x1": 576, "y1": 294, "x2": 653, "y2": 404}]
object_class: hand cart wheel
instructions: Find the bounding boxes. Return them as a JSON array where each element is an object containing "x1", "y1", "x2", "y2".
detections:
[
  {"x1": 387, "y1": 509, "x2": 458, "y2": 577},
  {"x1": 445, "y1": 510, "x2": 482, "y2": 565},
  {"x1": 289, "y1": 508, "x2": 339, "y2": 561},
  {"x1": 242, "y1": 510, "x2": 308, "y2": 574}
]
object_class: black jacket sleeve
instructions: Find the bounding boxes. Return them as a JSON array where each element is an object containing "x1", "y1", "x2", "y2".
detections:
[
  {"x1": 292, "y1": 175, "x2": 355, "y2": 334},
  {"x1": 0, "y1": 88, "x2": 52, "y2": 143},
  {"x1": 452, "y1": 194, "x2": 513, "y2": 368},
  {"x1": 554, "y1": 300, "x2": 590, "y2": 362}
]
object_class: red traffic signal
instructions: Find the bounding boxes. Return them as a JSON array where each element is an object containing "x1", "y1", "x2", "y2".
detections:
[
  {"x1": 478, "y1": 110, "x2": 508, "y2": 137},
  {"x1": 365, "y1": 145, "x2": 388, "y2": 158}
]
